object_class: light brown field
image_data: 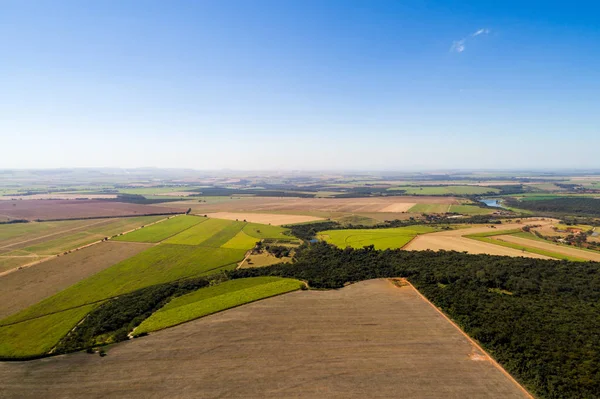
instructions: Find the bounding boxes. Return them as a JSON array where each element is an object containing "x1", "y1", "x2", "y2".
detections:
[
  {"x1": 0, "y1": 241, "x2": 152, "y2": 319},
  {"x1": 493, "y1": 235, "x2": 600, "y2": 262},
  {"x1": 0, "y1": 279, "x2": 529, "y2": 398},
  {"x1": 405, "y1": 219, "x2": 554, "y2": 259},
  {"x1": 239, "y1": 252, "x2": 292, "y2": 268},
  {"x1": 157, "y1": 196, "x2": 458, "y2": 215},
  {"x1": 205, "y1": 212, "x2": 323, "y2": 225},
  {"x1": 0, "y1": 200, "x2": 183, "y2": 221},
  {"x1": 378, "y1": 202, "x2": 416, "y2": 212}
]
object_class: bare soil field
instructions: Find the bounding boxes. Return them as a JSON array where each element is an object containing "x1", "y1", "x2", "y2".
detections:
[
  {"x1": 405, "y1": 219, "x2": 554, "y2": 259},
  {"x1": 0, "y1": 200, "x2": 182, "y2": 221},
  {"x1": 0, "y1": 241, "x2": 151, "y2": 319},
  {"x1": 0, "y1": 279, "x2": 529, "y2": 398},
  {"x1": 493, "y1": 235, "x2": 600, "y2": 262},
  {"x1": 0, "y1": 194, "x2": 117, "y2": 200},
  {"x1": 205, "y1": 212, "x2": 323, "y2": 225},
  {"x1": 159, "y1": 196, "x2": 458, "y2": 215}
]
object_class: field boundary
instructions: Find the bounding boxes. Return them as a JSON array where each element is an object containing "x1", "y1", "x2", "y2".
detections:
[{"x1": 396, "y1": 279, "x2": 534, "y2": 399}]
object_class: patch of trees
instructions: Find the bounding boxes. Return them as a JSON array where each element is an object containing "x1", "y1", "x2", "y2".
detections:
[
  {"x1": 55, "y1": 276, "x2": 213, "y2": 354},
  {"x1": 0, "y1": 219, "x2": 29, "y2": 225},
  {"x1": 109, "y1": 194, "x2": 184, "y2": 205},
  {"x1": 230, "y1": 242, "x2": 600, "y2": 399},
  {"x1": 505, "y1": 197, "x2": 600, "y2": 217}
]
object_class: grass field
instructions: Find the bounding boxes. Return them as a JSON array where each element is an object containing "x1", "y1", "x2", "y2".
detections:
[
  {"x1": 164, "y1": 218, "x2": 235, "y2": 245},
  {"x1": 113, "y1": 215, "x2": 204, "y2": 243},
  {"x1": 0, "y1": 304, "x2": 96, "y2": 358},
  {"x1": 1, "y1": 245, "x2": 246, "y2": 326},
  {"x1": 408, "y1": 203, "x2": 450, "y2": 213},
  {"x1": 221, "y1": 231, "x2": 260, "y2": 250},
  {"x1": 388, "y1": 185, "x2": 500, "y2": 195},
  {"x1": 318, "y1": 226, "x2": 439, "y2": 250},
  {"x1": 448, "y1": 205, "x2": 495, "y2": 215},
  {"x1": 135, "y1": 277, "x2": 304, "y2": 334},
  {"x1": 243, "y1": 222, "x2": 291, "y2": 240}
]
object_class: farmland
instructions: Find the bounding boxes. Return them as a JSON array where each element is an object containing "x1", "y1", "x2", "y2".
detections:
[
  {"x1": 0, "y1": 241, "x2": 152, "y2": 319},
  {"x1": 113, "y1": 215, "x2": 204, "y2": 243},
  {"x1": 318, "y1": 225, "x2": 440, "y2": 249},
  {"x1": 0, "y1": 279, "x2": 529, "y2": 398},
  {"x1": 204, "y1": 212, "x2": 324, "y2": 225},
  {"x1": 388, "y1": 185, "x2": 501, "y2": 195},
  {"x1": 135, "y1": 277, "x2": 303, "y2": 334},
  {"x1": 0, "y1": 216, "x2": 165, "y2": 273},
  {"x1": 0, "y1": 199, "x2": 183, "y2": 221}
]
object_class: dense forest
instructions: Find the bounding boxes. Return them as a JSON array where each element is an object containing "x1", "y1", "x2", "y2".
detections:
[
  {"x1": 231, "y1": 242, "x2": 600, "y2": 399},
  {"x1": 505, "y1": 197, "x2": 600, "y2": 217}
]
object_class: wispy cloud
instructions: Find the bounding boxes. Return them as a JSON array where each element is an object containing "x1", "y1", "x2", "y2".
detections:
[{"x1": 450, "y1": 28, "x2": 491, "y2": 53}]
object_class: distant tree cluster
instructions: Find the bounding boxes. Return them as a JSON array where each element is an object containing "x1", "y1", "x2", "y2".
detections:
[{"x1": 505, "y1": 197, "x2": 600, "y2": 217}]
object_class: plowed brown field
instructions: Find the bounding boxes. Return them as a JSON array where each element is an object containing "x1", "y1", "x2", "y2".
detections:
[{"x1": 0, "y1": 279, "x2": 529, "y2": 398}]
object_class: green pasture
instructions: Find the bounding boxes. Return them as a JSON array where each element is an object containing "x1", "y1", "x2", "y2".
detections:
[
  {"x1": 448, "y1": 205, "x2": 495, "y2": 215},
  {"x1": 135, "y1": 277, "x2": 303, "y2": 334},
  {"x1": 221, "y1": 231, "x2": 259, "y2": 250},
  {"x1": 164, "y1": 218, "x2": 236, "y2": 246},
  {"x1": 318, "y1": 226, "x2": 439, "y2": 250},
  {"x1": 1, "y1": 245, "x2": 246, "y2": 326},
  {"x1": 113, "y1": 215, "x2": 204, "y2": 243},
  {"x1": 0, "y1": 304, "x2": 96, "y2": 358}
]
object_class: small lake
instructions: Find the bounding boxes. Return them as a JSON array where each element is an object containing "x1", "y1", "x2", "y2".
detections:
[{"x1": 480, "y1": 198, "x2": 503, "y2": 208}]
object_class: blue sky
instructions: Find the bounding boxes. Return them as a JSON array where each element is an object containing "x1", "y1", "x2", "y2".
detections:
[{"x1": 1, "y1": 1, "x2": 599, "y2": 170}]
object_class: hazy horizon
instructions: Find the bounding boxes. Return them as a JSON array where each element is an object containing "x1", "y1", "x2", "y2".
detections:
[{"x1": 2, "y1": 1, "x2": 599, "y2": 170}]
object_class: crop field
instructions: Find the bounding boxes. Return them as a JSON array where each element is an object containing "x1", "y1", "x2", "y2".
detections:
[
  {"x1": 221, "y1": 231, "x2": 259, "y2": 250},
  {"x1": 404, "y1": 219, "x2": 554, "y2": 259},
  {"x1": 0, "y1": 216, "x2": 166, "y2": 273},
  {"x1": 155, "y1": 196, "x2": 459, "y2": 216},
  {"x1": 240, "y1": 251, "x2": 292, "y2": 268},
  {"x1": 408, "y1": 203, "x2": 451, "y2": 213},
  {"x1": 0, "y1": 305, "x2": 97, "y2": 359},
  {"x1": 474, "y1": 231, "x2": 600, "y2": 262},
  {"x1": 0, "y1": 242, "x2": 152, "y2": 319},
  {"x1": 113, "y1": 215, "x2": 204, "y2": 243},
  {"x1": 318, "y1": 226, "x2": 439, "y2": 249},
  {"x1": 135, "y1": 277, "x2": 303, "y2": 334},
  {"x1": 0, "y1": 199, "x2": 183, "y2": 221},
  {"x1": 448, "y1": 205, "x2": 495, "y2": 215},
  {"x1": 204, "y1": 212, "x2": 324, "y2": 225},
  {"x1": 164, "y1": 218, "x2": 234, "y2": 245},
  {"x1": 0, "y1": 279, "x2": 529, "y2": 398},
  {"x1": 388, "y1": 185, "x2": 501, "y2": 195},
  {"x1": 1, "y1": 245, "x2": 246, "y2": 326}
]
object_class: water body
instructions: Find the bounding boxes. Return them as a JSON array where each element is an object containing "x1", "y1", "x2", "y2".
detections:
[{"x1": 480, "y1": 198, "x2": 503, "y2": 208}]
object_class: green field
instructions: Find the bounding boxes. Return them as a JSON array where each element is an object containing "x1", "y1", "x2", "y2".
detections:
[
  {"x1": 0, "y1": 304, "x2": 96, "y2": 358},
  {"x1": 1, "y1": 245, "x2": 246, "y2": 326},
  {"x1": 388, "y1": 185, "x2": 500, "y2": 195},
  {"x1": 164, "y1": 218, "x2": 236, "y2": 245},
  {"x1": 318, "y1": 226, "x2": 439, "y2": 250},
  {"x1": 113, "y1": 215, "x2": 204, "y2": 243},
  {"x1": 135, "y1": 277, "x2": 303, "y2": 334},
  {"x1": 243, "y1": 223, "x2": 291, "y2": 240},
  {"x1": 221, "y1": 231, "x2": 260, "y2": 249}
]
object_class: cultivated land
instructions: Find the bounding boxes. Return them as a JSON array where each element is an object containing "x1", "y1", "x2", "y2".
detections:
[
  {"x1": 404, "y1": 219, "x2": 555, "y2": 259},
  {"x1": 490, "y1": 234, "x2": 600, "y2": 262},
  {"x1": 154, "y1": 195, "x2": 459, "y2": 215},
  {"x1": 388, "y1": 185, "x2": 501, "y2": 195},
  {"x1": 0, "y1": 241, "x2": 152, "y2": 319},
  {"x1": 135, "y1": 277, "x2": 304, "y2": 334},
  {"x1": 0, "y1": 200, "x2": 182, "y2": 221},
  {"x1": 0, "y1": 216, "x2": 165, "y2": 273},
  {"x1": 0, "y1": 279, "x2": 529, "y2": 398},
  {"x1": 113, "y1": 215, "x2": 204, "y2": 243},
  {"x1": 204, "y1": 212, "x2": 324, "y2": 225},
  {"x1": 319, "y1": 226, "x2": 440, "y2": 250}
]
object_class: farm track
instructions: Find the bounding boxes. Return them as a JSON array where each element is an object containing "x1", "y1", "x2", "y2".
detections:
[{"x1": 0, "y1": 279, "x2": 530, "y2": 398}]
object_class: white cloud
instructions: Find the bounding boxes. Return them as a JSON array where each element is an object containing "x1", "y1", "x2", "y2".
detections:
[
  {"x1": 450, "y1": 39, "x2": 466, "y2": 53},
  {"x1": 451, "y1": 28, "x2": 490, "y2": 53},
  {"x1": 472, "y1": 28, "x2": 490, "y2": 37}
]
